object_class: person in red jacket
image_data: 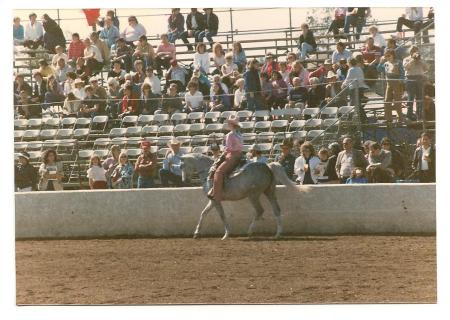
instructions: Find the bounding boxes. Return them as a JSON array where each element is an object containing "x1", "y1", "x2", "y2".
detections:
[{"x1": 119, "y1": 84, "x2": 139, "y2": 117}]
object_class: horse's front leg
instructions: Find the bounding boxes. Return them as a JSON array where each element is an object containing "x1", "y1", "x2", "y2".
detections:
[
  {"x1": 214, "y1": 201, "x2": 231, "y2": 240},
  {"x1": 194, "y1": 200, "x2": 214, "y2": 239}
]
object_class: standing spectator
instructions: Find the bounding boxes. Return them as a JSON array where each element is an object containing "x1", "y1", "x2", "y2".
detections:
[
  {"x1": 381, "y1": 137, "x2": 405, "y2": 179},
  {"x1": 103, "y1": 145, "x2": 121, "y2": 188},
  {"x1": 13, "y1": 17, "x2": 25, "y2": 45},
  {"x1": 377, "y1": 50, "x2": 405, "y2": 123},
  {"x1": 298, "y1": 23, "x2": 317, "y2": 60},
  {"x1": 144, "y1": 66, "x2": 162, "y2": 95},
  {"x1": 133, "y1": 35, "x2": 155, "y2": 70},
  {"x1": 260, "y1": 73, "x2": 273, "y2": 110},
  {"x1": 15, "y1": 152, "x2": 38, "y2": 192},
  {"x1": 121, "y1": 16, "x2": 146, "y2": 47},
  {"x1": 38, "y1": 149, "x2": 64, "y2": 191},
  {"x1": 289, "y1": 60, "x2": 310, "y2": 87},
  {"x1": 68, "y1": 33, "x2": 85, "y2": 66},
  {"x1": 184, "y1": 81, "x2": 204, "y2": 113},
  {"x1": 367, "y1": 25, "x2": 386, "y2": 50},
  {"x1": 412, "y1": 132, "x2": 435, "y2": 182},
  {"x1": 167, "y1": 8, "x2": 185, "y2": 44},
  {"x1": 115, "y1": 38, "x2": 133, "y2": 72},
  {"x1": 41, "y1": 14, "x2": 66, "y2": 53},
  {"x1": 97, "y1": 9, "x2": 120, "y2": 30},
  {"x1": 324, "y1": 142, "x2": 341, "y2": 183},
  {"x1": 180, "y1": 8, "x2": 205, "y2": 51},
  {"x1": 294, "y1": 142, "x2": 320, "y2": 185},
  {"x1": 335, "y1": 137, "x2": 368, "y2": 183},
  {"x1": 366, "y1": 142, "x2": 393, "y2": 178},
  {"x1": 331, "y1": 42, "x2": 352, "y2": 64},
  {"x1": 261, "y1": 53, "x2": 279, "y2": 78},
  {"x1": 275, "y1": 140, "x2": 296, "y2": 180},
  {"x1": 403, "y1": 46, "x2": 429, "y2": 120},
  {"x1": 135, "y1": 141, "x2": 158, "y2": 188},
  {"x1": 193, "y1": 42, "x2": 210, "y2": 74},
  {"x1": 198, "y1": 8, "x2": 219, "y2": 49},
  {"x1": 90, "y1": 31, "x2": 110, "y2": 65},
  {"x1": 243, "y1": 59, "x2": 262, "y2": 111},
  {"x1": 315, "y1": 148, "x2": 330, "y2": 183},
  {"x1": 111, "y1": 151, "x2": 134, "y2": 189},
  {"x1": 232, "y1": 41, "x2": 247, "y2": 73},
  {"x1": 138, "y1": 82, "x2": 160, "y2": 115},
  {"x1": 345, "y1": 167, "x2": 368, "y2": 184},
  {"x1": 87, "y1": 155, "x2": 107, "y2": 189},
  {"x1": 161, "y1": 83, "x2": 183, "y2": 115},
  {"x1": 344, "y1": 7, "x2": 371, "y2": 43},
  {"x1": 361, "y1": 37, "x2": 382, "y2": 86},
  {"x1": 99, "y1": 16, "x2": 120, "y2": 49},
  {"x1": 83, "y1": 38, "x2": 104, "y2": 74},
  {"x1": 327, "y1": 7, "x2": 347, "y2": 41},
  {"x1": 51, "y1": 45, "x2": 68, "y2": 67},
  {"x1": 287, "y1": 77, "x2": 308, "y2": 107},
  {"x1": 233, "y1": 78, "x2": 246, "y2": 110},
  {"x1": 396, "y1": 8, "x2": 427, "y2": 42},
  {"x1": 211, "y1": 42, "x2": 225, "y2": 74},
  {"x1": 23, "y1": 13, "x2": 44, "y2": 50},
  {"x1": 341, "y1": 58, "x2": 369, "y2": 122},
  {"x1": 160, "y1": 138, "x2": 185, "y2": 187},
  {"x1": 154, "y1": 34, "x2": 176, "y2": 78}
]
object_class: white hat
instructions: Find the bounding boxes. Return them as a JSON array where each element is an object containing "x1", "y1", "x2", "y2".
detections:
[
  {"x1": 226, "y1": 114, "x2": 240, "y2": 127},
  {"x1": 324, "y1": 59, "x2": 332, "y2": 65},
  {"x1": 168, "y1": 138, "x2": 181, "y2": 147},
  {"x1": 89, "y1": 76, "x2": 99, "y2": 83},
  {"x1": 326, "y1": 71, "x2": 337, "y2": 79}
]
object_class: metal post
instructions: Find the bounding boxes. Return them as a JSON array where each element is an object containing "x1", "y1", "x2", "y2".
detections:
[
  {"x1": 354, "y1": 86, "x2": 364, "y2": 142},
  {"x1": 57, "y1": 9, "x2": 60, "y2": 26},
  {"x1": 289, "y1": 8, "x2": 293, "y2": 50},
  {"x1": 229, "y1": 8, "x2": 234, "y2": 44}
]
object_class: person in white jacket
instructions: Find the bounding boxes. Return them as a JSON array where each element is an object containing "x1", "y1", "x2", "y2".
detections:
[
  {"x1": 193, "y1": 43, "x2": 211, "y2": 75},
  {"x1": 294, "y1": 142, "x2": 321, "y2": 184}
]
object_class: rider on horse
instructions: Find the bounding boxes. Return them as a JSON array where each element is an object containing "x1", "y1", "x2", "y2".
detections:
[{"x1": 207, "y1": 115, "x2": 243, "y2": 201}]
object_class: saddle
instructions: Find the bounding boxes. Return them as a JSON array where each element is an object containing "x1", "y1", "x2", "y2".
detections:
[{"x1": 208, "y1": 153, "x2": 248, "y2": 180}]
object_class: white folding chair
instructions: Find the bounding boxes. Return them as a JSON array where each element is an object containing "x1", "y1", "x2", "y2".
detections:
[
  {"x1": 187, "y1": 111, "x2": 204, "y2": 123},
  {"x1": 158, "y1": 125, "x2": 175, "y2": 136},
  {"x1": 254, "y1": 121, "x2": 271, "y2": 132},
  {"x1": 173, "y1": 123, "x2": 191, "y2": 136},
  {"x1": 303, "y1": 108, "x2": 320, "y2": 119},
  {"x1": 56, "y1": 128, "x2": 73, "y2": 140},
  {"x1": 141, "y1": 125, "x2": 159, "y2": 137},
  {"x1": 137, "y1": 114, "x2": 154, "y2": 126},
  {"x1": 304, "y1": 118, "x2": 323, "y2": 129},
  {"x1": 288, "y1": 119, "x2": 306, "y2": 131},
  {"x1": 121, "y1": 115, "x2": 138, "y2": 127},
  {"x1": 320, "y1": 107, "x2": 338, "y2": 119},
  {"x1": 189, "y1": 123, "x2": 205, "y2": 135},
  {"x1": 125, "y1": 126, "x2": 143, "y2": 137},
  {"x1": 109, "y1": 127, "x2": 127, "y2": 138},
  {"x1": 171, "y1": 112, "x2": 188, "y2": 124},
  {"x1": 270, "y1": 119, "x2": 289, "y2": 132}
]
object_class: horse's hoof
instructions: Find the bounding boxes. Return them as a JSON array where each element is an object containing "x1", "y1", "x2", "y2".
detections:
[{"x1": 221, "y1": 234, "x2": 229, "y2": 240}]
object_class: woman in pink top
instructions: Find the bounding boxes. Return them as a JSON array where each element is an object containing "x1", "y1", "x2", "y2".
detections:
[
  {"x1": 155, "y1": 33, "x2": 176, "y2": 77},
  {"x1": 208, "y1": 115, "x2": 243, "y2": 201}
]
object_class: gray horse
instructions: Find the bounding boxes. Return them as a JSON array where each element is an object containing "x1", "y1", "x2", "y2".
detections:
[{"x1": 180, "y1": 153, "x2": 298, "y2": 240}]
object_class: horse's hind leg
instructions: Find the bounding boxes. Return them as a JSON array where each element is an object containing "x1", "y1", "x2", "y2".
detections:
[
  {"x1": 214, "y1": 201, "x2": 231, "y2": 240},
  {"x1": 248, "y1": 194, "x2": 264, "y2": 237},
  {"x1": 194, "y1": 200, "x2": 214, "y2": 239},
  {"x1": 264, "y1": 188, "x2": 283, "y2": 239}
]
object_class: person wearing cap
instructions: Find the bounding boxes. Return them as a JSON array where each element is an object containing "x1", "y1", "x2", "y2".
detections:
[
  {"x1": 121, "y1": 16, "x2": 147, "y2": 47},
  {"x1": 180, "y1": 8, "x2": 205, "y2": 51},
  {"x1": 331, "y1": 42, "x2": 352, "y2": 64},
  {"x1": 275, "y1": 140, "x2": 295, "y2": 181},
  {"x1": 167, "y1": 8, "x2": 185, "y2": 44},
  {"x1": 23, "y1": 12, "x2": 44, "y2": 50},
  {"x1": 308, "y1": 59, "x2": 332, "y2": 84},
  {"x1": 15, "y1": 152, "x2": 38, "y2": 192},
  {"x1": 198, "y1": 8, "x2": 219, "y2": 49},
  {"x1": 260, "y1": 53, "x2": 280, "y2": 78},
  {"x1": 144, "y1": 66, "x2": 162, "y2": 95},
  {"x1": 298, "y1": 23, "x2": 317, "y2": 60},
  {"x1": 135, "y1": 141, "x2": 158, "y2": 188},
  {"x1": 13, "y1": 16, "x2": 25, "y2": 45},
  {"x1": 115, "y1": 38, "x2": 133, "y2": 72},
  {"x1": 83, "y1": 37, "x2": 104, "y2": 73},
  {"x1": 38, "y1": 149, "x2": 64, "y2": 191},
  {"x1": 160, "y1": 138, "x2": 185, "y2": 187},
  {"x1": 155, "y1": 34, "x2": 177, "y2": 77},
  {"x1": 247, "y1": 144, "x2": 268, "y2": 164},
  {"x1": 99, "y1": 16, "x2": 120, "y2": 49},
  {"x1": 133, "y1": 35, "x2": 156, "y2": 70},
  {"x1": 207, "y1": 115, "x2": 243, "y2": 201},
  {"x1": 165, "y1": 59, "x2": 188, "y2": 91}
]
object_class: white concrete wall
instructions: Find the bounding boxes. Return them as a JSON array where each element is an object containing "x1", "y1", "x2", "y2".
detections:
[{"x1": 15, "y1": 184, "x2": 436, "y2": 239}]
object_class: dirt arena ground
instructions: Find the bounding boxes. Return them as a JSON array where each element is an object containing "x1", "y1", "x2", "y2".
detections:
[{"x1": 16, "y1": 235, "x2": 436, "y2": 304}]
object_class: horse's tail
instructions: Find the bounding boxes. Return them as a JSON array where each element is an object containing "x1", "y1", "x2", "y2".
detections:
[{"x1": 267, "y1": 162, "x2": 297, "y2": 190}]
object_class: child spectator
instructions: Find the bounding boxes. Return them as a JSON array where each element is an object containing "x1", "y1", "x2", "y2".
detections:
[
  {"x1": 346, "y1": 167, "x2": 368, "y2": 184},
  {"x1": 233, "y1": 78, "x2": 246, "y2": 110},
  {"x1": 87, "y1": 155, "x2": 107, "y2": 189},
  {"x1": 155, "y1": 34, "x2": 176, "y2": 78}
]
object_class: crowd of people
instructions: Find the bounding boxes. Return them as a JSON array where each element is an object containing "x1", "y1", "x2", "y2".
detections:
[{"x1": 13, "y1": 7, "x2": 436, "y2": 191}]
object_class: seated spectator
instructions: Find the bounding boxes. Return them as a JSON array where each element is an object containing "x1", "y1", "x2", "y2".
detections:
[
  {"x1": 247, "y1": 144, "x2": 268, "y2": 163},
  {"x1": 324, "y1": 71, "x2": 346, "y2": 107},
  {"x1": 97, "y1": 9, "x2": 120, "y2": 30},
  {"x1": 331, "y1": 42, "x2": 352, "y2": 64},
  {"x1": 260, "y1": 73, "x2": 273, "y2": 110},
  {"x1": 90, "y1": 31, "x2": 110, "y2": 65},
  {"x1": 198, "y1": 8, "x2": 219, "y2": 49},
  {"x1": 309, "y1": 59, "x2": 333, "y2": 83},
  {"x1": 345, "y1": 167, "x2": 368, "y2": 184},
  {"x1": 37, "y1": 59, "x2": 55, "y2": 78},
  {"x1": 165, "y1": 59, "x2": 188, "y2": 91},
  {"x1": 270, "y1": 71, "x2": 288, "y2": 109},
  {"x1": 115, "y1": 38, "x2": 133, "y2": 72},
  {"x1": 23, "y1": 12, "x2": 44, "y2": 50},
  {"x1": 167, "y1": 8, "x2": 185, "y2": 44},
  {"x1": 286, "y1": 52, "x2": 297, "y2": 71},
  {"x1": 73, "y1": 78, "x2": 86, "y2": 100},
  {"x1": 62, "y1": 92, "x2": 81, "y2": 117},
  {"x1": 13, "y1": 17, "x2": 25, "y2": 45},
  {"x1": 298, "y1": 23, "x2": 317, "y2": 60},
  {"x1": 160, "y1": 138, "x2": 185, "y2": 187},
  {"x1": 324, "y1": 142, "x2": 341, "y2": 183},
  {"x1": 135, "y1": 141, "x2": 158, "y2": 188},
  {"x1": 279, "y1": 62, "x2": 290, "y2": 86},
  {"x1": 89, "y1": 76, "x2": 107, "y2": 110},
  {"x1": 15, "y1": 152, "x2": 38, "y2": 192},
  {"x1": 118, "y1": 84, "x2": 139, "y2": 118},
  {"x1": 138, "y1": 82, "x2": 160, "y2": 115},
  {"x1": 68, "y1": 33, "x2": 85, "y2": 67},
  {"x1": 132, "y1": 60, "x2": 146, "y2": 84},
  {"x1": 367, "y1": 25, "x2": 386, "y2": 50},
  {"x1": 221, "y1": 53, "x2": 239, "y2": 88},
  {"x1": 41, "y1": 14, "x2": 66, "y2": 53},
  {"x1": 38, "y1": 149, "x2": 64, "y2": 191},
  {"x1": 275, "y1": 140, "x2": 296, "y2": 180},
  {"x1": 336, "y1": 58, "x2": 349, "y2": 80},
  {"x1": 31, "y1": 71, "x2": 47, "y2": 104},
  {"x1": 209, "y1": 82, "x2": 228, "y2": 112},
  {"x1": 233, "y1": 78, "x2": 246, "y2": 110},
  {"x1": 327, "y1": 7, "x2": 346, "y2": 41},
  {"x1": 121, "y1": 16, "x2": 146, "y2": 47},
  {"x1": 380, "y1": 137, "x2": 405, "y2": 179},
  {"x1": 79, "y1": 85, "x2": 101, "y2": 118},
  {"x1": 180, "y1": 8, "x2": 205, "y2": 51},
  {"x1": 243, "y1": 59, "x2": 262, "y2": 111},
  {"x1": 161, "y1": 83, "x2": 183, "y2": 115},
  {"x1": 13, "y1": 73, "x2": 32, "y2": 103},
  {"x1": 366, "y1": 142, "x2": 393, "y2": 178},
  {"x1": 344, "y1": 7, "x2": 371, "y2": 43},
  {"x1": 361, "y1": 37, "x2": 382, "y2": 86},
  {"x1": 133, "y1": 35, "x2": 155, "y2": 70},
  {"x1": 289, "y1": 60, "x2": 309, "y2": 87},
  {"x1": 155, "y1": 34, "x2": 176, "y2": 77},
  {"x1": 111, "y1": 151, "x2": 134, "y2": 189},
  {"x1": 261, "y1": 53, "x2": 279, "y2": 78},
  {"x1": 103, "y1": 145, "x2": 121, "y2": 188},
  {"x1": 108, "y1": 59, "x2": 127, "y2": 85},
  {"x1": 191, "y1": 70, "x2": 211, "y2": 96},
  {"x1": 17, "y1": 90, "x2": 41, "y2": 119},
  {"x1": 211, "y1": 42, "x2": 225, "y2": 75},
  {"x1": 307, "y1": 77, "x2": 325, "y2": 108},
  {"x1": 83, "y1": 38, "x2": 104, "y2": 74},
  {"x1": 294, "y1": 142, "x2": 320, "y2": 185},
  {"x1": 144, "y1": 66, "x2": 162, "y2": 95},
  {"x1": 287, "y1": 77, "x2": 308, "y2": 107},
  {"x1": 87, "y1": 155, "x2": 107, "y2": 189},
  {"x1": 232, "y1": 41, "x2": 247, "y2": 73},
  {"x1": 193, "y1": 42, "x2": 210, "y2": 74},
  {"x1": 44, "y1": 75, "x2": 65, "y2": 108},
  {"x1": 105, "y1": 77, "x2": 121, "y2": 118},
  {"x1": 211, "y1": 74, "x2": 229, "y2": 95},
  {"x1": 335, "y1": 137, "x2": 368, "y2": 183},
  {"x1": 55, "y1": 57, "x2": 72, "y2": 84},
  {"x1": 412, "y1": 131, "x2": 435, "y2": 183},
  {"x1": 184, "y1": 81, "x2": 204, "y2": 113},
  {"x1": 99, "y1": 16, "x2": 120, "y2": 49},
  {"x1": 396, "y1": 7, "x2": 428, "y2": 42},
  {"x1": 51, "y1": 45, "x2": 68, "y2": 67}
]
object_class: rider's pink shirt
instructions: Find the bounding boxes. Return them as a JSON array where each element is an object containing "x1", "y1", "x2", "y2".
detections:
[{"x1": 224, "y1": 131, "x2": 243, "y2": 153}]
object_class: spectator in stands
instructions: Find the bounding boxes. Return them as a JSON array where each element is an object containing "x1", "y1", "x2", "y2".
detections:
[
  {"x1": 165, "y1": 59, "x2": 188, "y2": 91},
  {"x1": 331, "y1": 42, "x2": 352, "y2": 64},
  {"x1": 83, "y1": 37, "x2": 104, "y2": 74},
  {"x1": 377, "y1": 50, "x2": 405, "y2": 123},
  {"x1": 367, "y1": 25, "x2": 386, "y2": 51},
  {"x1": 132, "y1": 60, "x2": 146, "y2": 84},
  {"x1": 103, "y1": 145, "x2": 121, "y2": 188},
  {"x1": 155, "y1": 34, "x2": 176, "y2": 78},
  {"x1": 345, "y1": 167, "x2": 368, "y2": 184},
  {"x1": 344, "y1": 7, "x2": 371, "y2": 43},
  {"x1": 403, "y1": 46, "x2": 429, "y2": 121},
  {"x1": 324, "y1": 142, "x2": 341, "y2": 183},
  {"x1": 270, "y1": 71, "x2": 288, "y2": 109},
  {"x1": 210, "y1": 144, "x2": 221, "y2": 161},
  {"x1": 97, "y1": 9, "x2": 120, "y2": 29},
  {"x1": 275, "y1": 140, "x2": 295, "y2": 180},
  {"x1": 289, "y1": 60, "x2": 309, "y2": 87},
  {"x1": 298, "y1": 23, "x2": 317, "y2": 60},
  {"x1": 412, "y1": 131, "x2": 435, "y2": 183},
  {"x1": 108, "y1": 60, "x2": 126, "y2": 85},
  {"x1": 335, "y1": 137, "x2": 367, "y2": 183},
  {"x1": 309, "y1": 59, "x2": 333, "y2": 84},
  {"x1": 167, "y1": 8, "x2": 185, "y2": 44},
  {"x1": 198, "y1": 8, "x2": 219, "y2": 49},
  {"x1": 68, "y1": 33, "x2": 85, "y2": 67},
  {"x1": 138, "y1": 82, "x2": 160, "y2": 115},
  {"x1": 221, "y1": 53, "x2": 239, "y2": 89},
  {"x1": 191, "y1": 70, "x2": 211, "y2": 96},
  {"x1": 211, "y1": 74, "x2": 229, "y2": 95},
  {"x1": 118, "y1": 84, "x2": 139, "y2": 118},
  {"x1": 247, "y1": 144, "x2": 268, "y2": 164},
  {"x1": 211, "y1": 42, "x2": 226, "y2": 75},
  {"x1": 41, "y1": 14, "x2": 66, "y2": 53},
  {"x1": 396, "y1": 8, "x2": 428, "y2": 43},
  {"x1": 62, "y1": 92, "x2": 81, "y2": 117},
  {"x1": 327, "y1": 7, "x2": 347, "y2": 41},
  {"x1": 243, "y1": 59, "x2": 262, "y2": 111},
  {"x1": 315, "y1": 148, "x2": 330, "y2": 183},
  {"x1": 386, "y1": 38, "x2": 407, "y2": 62},
  {"x1": 380, "y1": 137, "x2": 405, "y2": 179},
  {"x1": 111, "y1": 151, "x2": 134, "y2": 189},
  {"x1": 79, "y1": 85, "x2": 101, "y2": 118},
  {"x1": 286, "y1": 52, "x2": 297, "y2": 72},
  {"x1": 294, "y1": 142, "x2": 320, "y2": 185},
  {"x1": 87, "y1": 155, "x2": 107, "y2": 189},
  {"x1": 342, "y1": 58, "x2": 369, "y2": 122},
  {"x1": 209, "y1": 83, "x2": 227, "y2": 112},
  {"x1": 423, "y1": 80, "x2": 435, "y2": 121},
  {"x1": 184, "y1": 81, "x2": 204, "y2": 113},
  {"x1": 133, "y1": 35, "x2": 155, "y2": 70},
  {"x1": 44, "y1": 74, "x2": 65, "y2": 108},
  {"x1": 324, "y1": 71, "x2": 345, "y2": 107},
  {"x1": 14, "y1": 73, "x2": 32, "y2": 102},
  {"x1": 193, "y1": 42, "x2": 210, "y2": 74},
  {"x1": 261, "y1": 53, "x2": 280, "y2": 78},
  {"x1": 99, "y1": 16, "x2": 120, "y2": 49},
  {"x1": 361, "y1": 37, "x2": 382, "y2": 86},
  {"x1": 232, "y1": 41, "x2": 247, "y2": 73},
  {"x1": 15, "y1": 152, "x2": 38, "y2": 192},
  {"x1": 37, "y1": 59, "x2": 55, "y2": 78},
  {"x1": 73, "y1": 78, "x2": 86, "y2": 100},
  {"x1": 38, "y1": 149, "x2": 64, "y2": 191},
  {"x1": 366, "y1": 142, "x2": 393, "y2": 178},
  {"x1": 115, "y1": 38, "x2": 133, "y2": 72},
  {"x1": 144, "y1": 66, "x2": 162, "y2": 95},
  {"x1": 89, "y1": 76, "x2": 107, "y2": 109},
  {"x1": 233, "y1": 78, "x2": 246, "y2": 110},
  {"x1": 180, "y1": 8, "x2": 205, "y2": 51},
  {"x1": 161, "y1": 83, "x2": 183, "y2": 115},
  {"x1": 279, "y1": 62, "x2": 290, "y2": 86},
  {"x1": 287, "y1": 77, "x2": 308, "y2": 107},
  {"x1": 13, "y1": 17, "x2": 24, "y2": 45},
  {"x1": 121, "y1": 16, "x2": 146, "y2": 47},
  {"x1": 135, "y1": 141, "x2": 158, "y2": 188},
  {"x1": 23, "y1": 13, "x2": 44, "y2": 50},
  {"x1": 55, "y1": 57, "x2": 71, "y2": 84},
  {"x1": 105, "y1": 77, "x2": 121, "y2": 118},
  {"x1": 90, "y1": 31, "x2": 110, "y2": 66},
  {"x1": 51, "y1": 45, "x2": 68, "y2": 67},
  {"x1": 17, "y1": 90, "x2": 41, "y2": 119},
  {"x1": 307, "y1": 77, "x2": 325, "y2": 108},
  {"x1": 336, "y1": 58, "x2": 349, "y2": 80},
  {"x1": 260, "y1": 73, "x2": 273, "y2": 110},
  {"x1": 160, "y1": 138, "x2": 185, "y2": 187},
  {"x1": 31, "y1": 71, "x2": 47, "y2": 104}
]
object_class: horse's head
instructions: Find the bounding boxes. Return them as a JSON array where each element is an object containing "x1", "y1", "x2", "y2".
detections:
[{"x1": 180, "y1": 153, "x2": 214, "y2": 184}]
